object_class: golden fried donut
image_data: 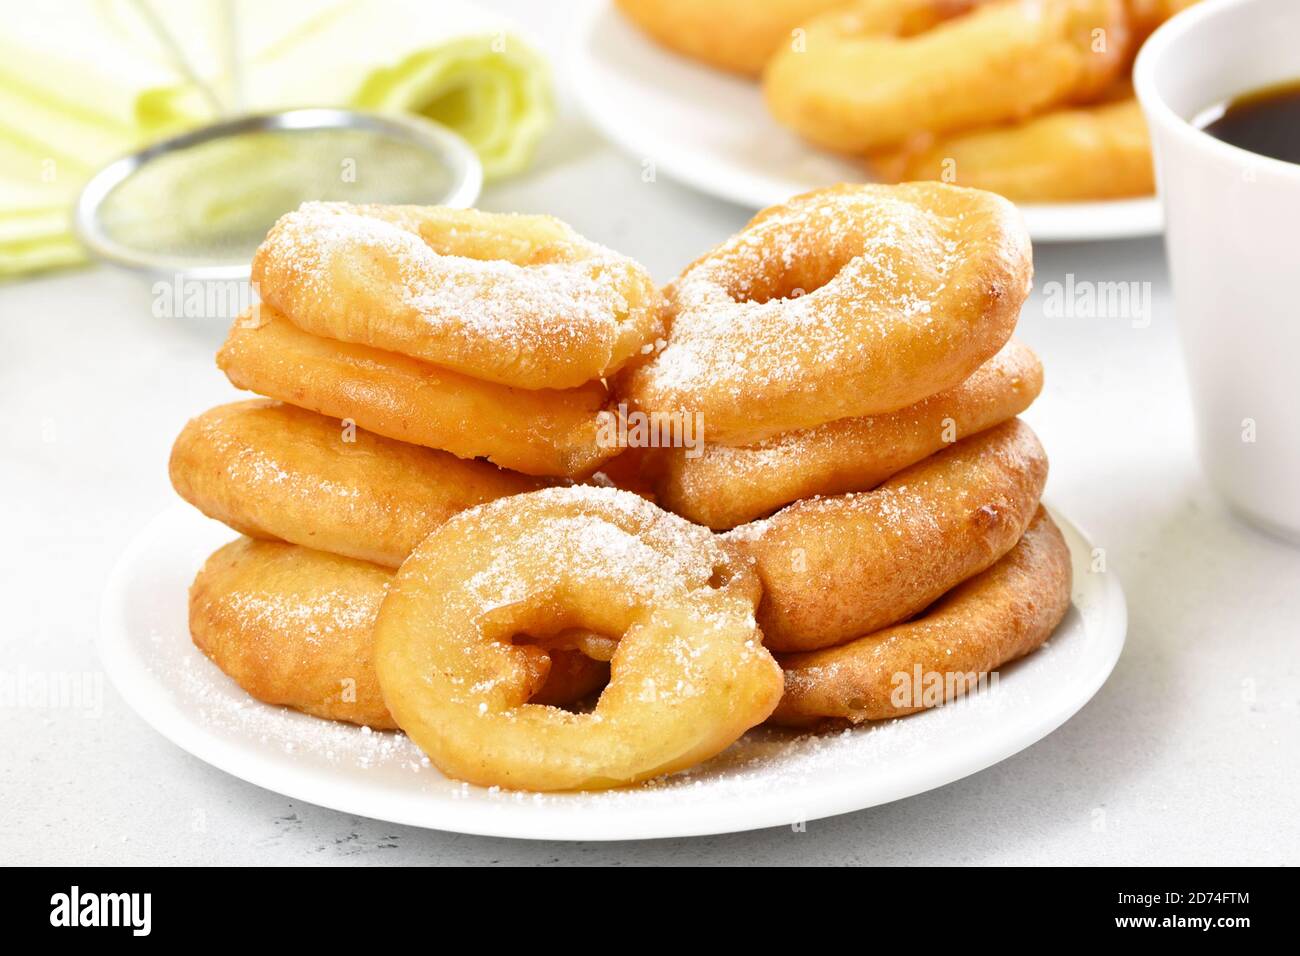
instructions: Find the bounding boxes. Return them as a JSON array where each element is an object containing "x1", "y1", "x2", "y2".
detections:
[
  {"x1": 873, "y1": 96, "x2": 1153, "y2": 201},
  {"x1": 251, "y1": 202, "x2": 665, "y2": 390},
  {"x1": 190, "y1": 538, "x2": 609, "y2": 729},
  {"x1": 650, "y1": 339, "x2": 1042, "y2": 529},
  {"x1": 170, "y1": 400, "x2": 540, "y2": 567},
  {"x1": 770, "y1": 507, "x2": 1072, "y2": 726},
  {"x1": 217, "y1": 307, "x2": 615, "y2": 478},
  {"x1": 618, "y1": 183, "x2": 1032, "y2": 445},
  {"x1": 725, "y1": 418, "x2": 1047, "y2": 652},
  {"x1": 763, "y1": 0, "x2": 1130, "y2": 153},
  {"x1": 614, "y1": 0, "x2": 849, "y2": 77},
  {"x1": 373, "y1": 487, "x2": 783, "y2": 791}
]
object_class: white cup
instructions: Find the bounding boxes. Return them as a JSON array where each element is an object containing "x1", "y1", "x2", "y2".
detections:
[{"x1": 1135, "y1": 0, "x2": 1300, "y2": 543}]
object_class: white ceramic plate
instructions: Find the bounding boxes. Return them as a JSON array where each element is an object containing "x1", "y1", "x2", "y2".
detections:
[
  {"x1": 570, "y1": 1, "x2": 1162, "y2": 242},
  {"x1": 99, "y1": 502, "x2": 1125, "y2": 841}
]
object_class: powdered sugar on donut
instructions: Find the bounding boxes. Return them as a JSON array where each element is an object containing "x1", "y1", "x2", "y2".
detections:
[
  {"x1": 460, "y1": 486, "x2": 737, "y2": 613},
  {"x1": 621, "y1": 183, "x2": 1031, "y2": 444},
  {"x1": 252, "y1": 202, "x2": 664, "y2": 388}
]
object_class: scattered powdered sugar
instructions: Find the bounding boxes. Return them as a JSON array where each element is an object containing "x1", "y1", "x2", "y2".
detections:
[
  {"x1": 175, "y1": 650, "x2": 426, "y2": 771},
  {"x1": 170, "y1": 618, "x2": 1058, "y2": 805}
]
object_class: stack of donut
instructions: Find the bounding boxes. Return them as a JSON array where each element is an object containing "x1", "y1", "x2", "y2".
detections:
[
  {"x1": 617, "y1": 0, "x2": 1200, "y2": 202},
  {"x1": 170, "y1": 183, "x2": 1071, "y2": 792},
  {"x1": 172, "y1": 202, "x2": 667, "y2": 748}
]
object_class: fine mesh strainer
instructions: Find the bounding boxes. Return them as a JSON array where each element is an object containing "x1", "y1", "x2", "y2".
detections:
[{"x1": 75, "y1": 108, "x2": 482, "y2": 281}]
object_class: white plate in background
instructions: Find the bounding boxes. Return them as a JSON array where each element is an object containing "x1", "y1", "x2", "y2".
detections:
[{"x1": 570, "y1": 1, "x2": 1162, "y2": 242}]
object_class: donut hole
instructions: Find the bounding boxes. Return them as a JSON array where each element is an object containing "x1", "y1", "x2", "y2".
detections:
[
  {"x1": 534, "y1": 679, "x2": 604, "y2": 716},
  {"x1": 726, "y1": 255, "x2": 846, "y2": 305},
  {"x1": 510, "y1": 629, "x2": 616, "y2": 713},
  {"x1": 516, "y1": 626, "x2": 618, "y2": 659}
]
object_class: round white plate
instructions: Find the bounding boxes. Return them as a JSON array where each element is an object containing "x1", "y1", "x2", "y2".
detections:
[
  {"x1": 570, "y1": 1, "x2": 1162, "y2": 242},
  {"x1": 99, "y1": 502, "x2": 1125, "y2": 841}
]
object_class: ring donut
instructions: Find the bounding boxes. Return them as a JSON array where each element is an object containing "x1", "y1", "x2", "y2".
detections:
[
  {"x1": 614, "y1": 0, "x2": 848, "y2": 77},
  {"x1": 217, "y1": 307, "x2": 616, "y2": 478},
  {"x1": 872, "y1": 95, "x2": 1153, "y2": 201},
  {"x1": 189, "y1": 538, "x2": 610, "y2": 729},
  {"x1": 373, "y1": 487, "x2": 783, "y2": 791},
  {"x1": 618, "y1": 183, "x2": 1032, "y2": 445},
  {"x1": 649, "y1": 340, "x2": 1042, "y2": 529},
  {"x1": 170, "y1": 400, "x2": 540, "y2": 567},
  {"x1": 252, "y1": 202, "x2": 665, "y2": 390},
  {"x1": 724, "y1": 418, "x2": 1047, "y2": 652},
  {"x1": 770, "y1": 507, "x2": 1072, "y2": 727},
  {"x1": 763, "y1": 0, "x2": 1130, "y2": 153}
]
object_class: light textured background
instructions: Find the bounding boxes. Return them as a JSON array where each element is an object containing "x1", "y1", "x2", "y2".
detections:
[{"x1": 2, "y1": 1, "x2": 1296, "y2": 865}]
